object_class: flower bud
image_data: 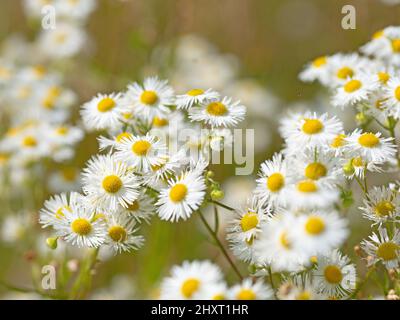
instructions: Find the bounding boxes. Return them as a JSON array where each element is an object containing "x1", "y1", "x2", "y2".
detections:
[
  {"x1": 46, "y1": 237, "x2": 58, "y2": 250},
  {"x1": 211, "y1": 189, "x2": 224, "y2": 200},
  {"x1": 343, "y1": 161, "x2": 355, "y2": 176}
]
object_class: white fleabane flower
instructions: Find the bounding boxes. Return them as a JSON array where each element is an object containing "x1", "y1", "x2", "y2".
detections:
[
  {"x1": 160, "y1": 260, "x2": 224, "y2": 300},
  {"x1": 361, "y1": 227, "x2": 400, "y2": 269},
  {"x1": 255, "y1": 152, "x2": 290, "y2": 207},
  {"x1": 156, "y1": 168, "x2": 206, "y2": 222},
  {"x1": 299, "y1": 55, "x2": 330, "y2": 86},
  {"x1": 114, "y1": 133, "x2": 167, "y2": 173},
  {"x1": 313, "y1": 250, "x2": 356, "y2": 298},
  {"x1": 383, "y1": 77, "x2": 400, "y2": 119},
  {"x1": 278, "y1": 275, "x2": 325, "y2": 300},
  {"x1": 189, "y1": 96, "x2": 246, "y2": 128},
  {"x1": 345, "y1": 130, "x2": 396, "y2": 163},
  {"x1": 360, "y1": 29, "x2": 391, "y2": 58},
  {"x1": 331, "y1": 74, "x2": 379, "y2": 108},
  {"x1": 228, "y1": 278, "x2": 273, "y2": 300},
  {"x1": 124, "y1": 77, "x2": 174, "y2": 121},
  {"x1": 175, "y1": 88, "x2": 219, "y2": 110},
  {"x1": 115, "y1": 191, "x2": 155, "y2": 224},
  {"x1": 81, "y1": 93, "x2": 128, "y2": 131},
  {"x1": 82, "y1": 154, "x2": 140, "y2": 211},
  {"x1": 280, "y1": 112, "x2": 343, "y2": 152},
  {"x1": 360, "y1": 186, "x2": 400, "y2": 224},
  {"x1": 292, "y1": 211, "x2": 348, "y2": 256},
  {"x1": 254, "y1": 212, "x2": 310, "y2": 273},
  {"x1": 105, "y1": 215, "x2": 144, "y2": 254},
  {"x1": 98, "y1": 131, "x2": 133, "y2": 152}
]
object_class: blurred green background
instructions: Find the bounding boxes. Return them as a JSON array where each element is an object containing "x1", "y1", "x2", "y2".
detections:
[{"x1": 0, "y1": 0, "x2": 399, "y2": 298}]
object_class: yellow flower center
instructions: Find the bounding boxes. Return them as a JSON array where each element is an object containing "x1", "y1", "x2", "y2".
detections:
[
  {"x1": 305, "y1": 216, "x2": 325, "y2": 235},
  {"x1": 187, "y1": 89, "x2": 204, "y2": 96},
  {"x1": 372, "y1": 30, "x2": 383, "y2": 39},
  {"x1": 206, "y1": 102, "x2": 227, "y2": 116},
  {"x1": 152, "y1": 116, "x2": 169, "y2": 127},
  {"x1": 337, "y1": 66, "x2": 354, "y2": 79},
  {"x1": 377, "y1": 242, "x2": 399, "y2": 261},
  {"x1": 302, "y1": 119, "x2": 323, "y2": 135},
  {"x1": 305, "y1": 162, "x2": 327, "y2": 180},
  {"x1": 331, "y1": 134, "x2": 346, "y2": 148},
  {"x1": 213, "y1": 294, "x2": 225, "y2": 300},
  {"x1": 140, "y1": 90, "x2": 158, "y2": 105},
  {"x1": 352, "y1": 157, "x2": 364, "y2": 167},
  {"x1": 266, "y1": 173, "x2": 285, "y2": 192},
  {"x1": 324, "y1": 265, "x2": 343, "y2": 284},
  {"x1": 358, "y1": 133, "x2": 380, "y2": 148},
  {"x1": 132, "y1": 140, "x2": 151, "y2": 156},
  {"x1": 391, "y1": 39, "x2": 400, "y2": 53},
  {"x1": 378, "y1": 72, "x2": 390, "y2": 84},
  {"x1": 108, "y1": 225, "x2": 127, "y2": 242},
  {"x1": 395, "y1": 86, "x2": 400, "y2": 101},
  {"x1": 97, "y1": 97, "x2": 116, "y2": 112},
  {"x1": 71, "y1": 218, "x2": 92, "y2": 236},
  {"x1": 102, "y1": 175, "x2": 123, "y2": 193},
  {"x1": 22, "y1": 136, "x2": 37, "y2": 147},
  {"x1": 169, "y1": 183, "x2": 188, "y2": 202},
  {"x1": 312, "y1": 56, "x2": 327, "y2": 68},
  {"x1": 181, "y1": 278, "x2": 200, "y2": 298},
  {"x1": 236, "y1": 289, "x2": 256, "y2": 300},
  {"x1": 297, "y1": 180, "x2": 318, "y2": 193},
  {"x1": 344, "y1": 79, "x2": 362, "y2": 93},
  {"x1": 296, "y1": 291, "x2": 311, "y2": 300},
  {"x1": 240, "y1": 212, "x2": 259, "y2": 232},
  {"x1": 116, "y1": 132, "x2": 133, "y2": 143},
  {"x1": 56, "y1": 127, "x2": 69, "y2": 135},
  {"x1": 374, "y1": 201, "x2": 395, "y2": 217},
  {"x1": 279, "y1": 231, "x2": 291, "y2": 249}
]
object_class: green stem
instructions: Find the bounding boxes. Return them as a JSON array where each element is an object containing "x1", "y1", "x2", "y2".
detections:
[
  {"x1": 198, "y1": 210, "x2": 243, "y2": 281},
  {"x1": 267, "y1": 266, "x2": 277, "y2": 299},
  {"x1": 210, "y1": 200, "x2": 235, "y2": 211}
]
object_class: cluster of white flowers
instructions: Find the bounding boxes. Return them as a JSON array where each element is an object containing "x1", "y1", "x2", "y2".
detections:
[{"x1": 39, "y1": 76, "x2": 247, "y2": 254}]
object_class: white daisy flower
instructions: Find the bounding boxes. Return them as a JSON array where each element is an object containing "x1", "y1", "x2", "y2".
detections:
[
  {"x1": 175, "y1": 88, "x2": 220, "y2": 110},
  {"x1": 124, "y1": 76, "x2": 175, "y2": 121},
  {"x1": 327, "y1": 53, "x2": 371, "y2": 86},
  {"x1": 361, "y1": 227, "x2": 400, "y2": 269},
  {"x1": 82, "y1": 154, "x2": 141, "y2": 211},
  {"x1": 114, "y1": 133, "x2": 167, "y2": 173},
  {"x1": 229, "y1": 237, "x2": 258, "y2": 264},
  {"x1": 345, "y1": 130, "x2": 396, "y2": 163},
  {"x1": 360, "y1": 186, "x2": 400, "y2": 224},
  {"x1": 105, "y1": 215, "x2": 144, "y2": 254},
  {"x1": 360, "y1": 29, "x2": 391, "y2": 58},
  {"x1": 299, "y1": 55, "x2": 330, "y2": 86},
  {"x1": 313, "y1": 250, "x2": 356, "y2": 298},
  {"x1": 55, "y1": 204, "x2": 107, "y2": 248},
  {"x1": 280, "y1": 112, "x2": 343, "y2": 152},
  {"x1": 203, "y1": 282, "x2": 228, "y2": 300},
  {"x1": 331, "y1": 74, "x2": 379, "y2": 108},
  {"x1": 160, "y1": 260, "x2": 224, "y2": 300},
  {"x1": 278, "y1": 275, "x2": 325, "y2": 300},
  {"x1": 39, "y1": 191, "x2": 84, "y2": 228},
  {"x1": 292, "y1": 211, "x2": 348, "y2": 256},
  {"x1": 98, "y1": 131, "x2": 134, "y2": 152},
  {"x1": 115, "y1": 191, "x2": 155, "y2": 224},
  {"x1": 255, "y1": 153, "x2": 290, "y2": 207},
  {"x1": 155, "y1": 168, "x2": 206, "y2": 222},
  {"x1": 188, "y1": 96, "x2": 246, "y2": 128},
  {"x1": 254, "y1": 212, "x2": 310, "y2": 273},
  {"x1": 383, "y1": 76, "x2": 400, "y2": 119},
  {"x1": 328, "y1": 133, "x2": 348, "y2": 155},
  {"x1": 228, "y1": 278, "x2": 273, "y2": 300}
]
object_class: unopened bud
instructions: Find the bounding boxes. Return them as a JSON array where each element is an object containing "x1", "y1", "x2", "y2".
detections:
[
  {"x1": 211, "y1": 189, "x2": 224, "y2": 200},
  {"x1": 354, "y1": 245, "x2": 362, "y2": 257},
  {"x1": 343, "y1": 161, "x2": 355, "y2": 176},
  {"x1": 46, "y1": 237, "x2": 58, "y2": 250},
  {"x1": 355, "y1": 112, "x2": 368, "y2": 125},
  {"x1": 206, "y1": 171, "x2": 215, "y2": 179}
]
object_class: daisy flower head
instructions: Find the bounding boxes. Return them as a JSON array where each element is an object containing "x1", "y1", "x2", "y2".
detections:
[
  {"x1": 228, "y1": 278, "x2": 273, "y2": 300},
  {"x1": 98, "y1": 131, "x2": 134, "y2": 152},
  {"x1": 105, "y1": 215, "x2": 144, "y2": 254},
  {"x1": 383, "y1": 76, "x2": 400, "y2": 119},
  {"x1": 360, "y1": 28, "x2": 391, "y2": 58},
  {"x1": 328, "y1": 133, "x2": 348, "y2": 155},
  {"x1": 82, "y1": 154, "x2": 141, "y2": 211},
  {"x1": 114, "y1": 133, "x2": 167, "y2": 173},
  {"x1": 39, "y1": 192, "x2": 84, "y2": 229},
  {"x1": 360, "y1": 185, "x2": 400, "y2": 224},
  {"x1": 229, "y1": 236, "x2": 258, "y2": 264},
  {"x1": 299, "y1": 55, "x2": 330, "y2": 86},
  {"x1": 313, "y1": 250, "x2": 356, "y2": 298},
  {"x1": 175, "y1": 88, "x2": 220, "y2": 110},
  {"x1": 226, "y1": 196, "x2": 269, "y2": 244},
  {"x1": 80, "y1": 92, "x2": 128, "y2": 131},
  {"x1": 255, "y1": 152, "x2": 290, "y2": 207},
  {"x1": 155, "y1": 168, "x2": 206, "y2": 222},
  {"x1": 115, "y1": 191, "x2": 155, "y2": 224},
  {"x1": 280, "y1": 112, "x2": 343, "y2": 152},
  {"x1": 55, "y1": 203, "x2": 107, "y2": 248},
  {"x1": 160, "y1": 260, "x2": 224, "y2": 300},
  {"x1": 124, "y1": 76, "x2": 175, "y2": 121},
  {"x1": 381, "y1": 26, "x2": 400, "y2": 66},
  {"x1": 361, "y1": 227, "x2": 400, "y2": 269},
  {"x1": 292, "y1": 210, "x2": 348, "y2": 256},
  {"x1": 188, "y1": 96, "x2": 246, "y2": 128},
  {"x1": 203, "y1": 282, "x2": 228, "y2": 300},
  {"x1": 331, "y1": 73, "x2": 379, "y2": 108},
  {"x1": 345, "y1": 129, "x2": 396, "y2": 163},
  {"x1": 254, "y1": 212, "x2": 310, "y2": 273},
  {"x1": 278, "y1": 275, "x2": 324, "y2": 300},
  {"x1": 327, "y1": 53, "x2": 370, "y2": 87}
]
